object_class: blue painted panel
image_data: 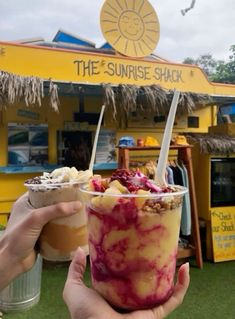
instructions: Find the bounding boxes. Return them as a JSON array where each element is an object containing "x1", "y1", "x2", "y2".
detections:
[
  {"x1": 221, "y1": 104, "x2": 235, "y2": 115},
  {"x1": 0, "y1": 163, "x2": 117, "y2": 174},
  {"x1": 53, "y1": 30, "x2": 95, "y2": 47},
  {"x1": 100, "y1": 42, "x2": 113, "y2": 49},
  {"x1": 0, "y1": 165, "x2": 62, "y2": 174},
  {"x1": 94, "y1": 162, "x2": 117, "y2": 170}
]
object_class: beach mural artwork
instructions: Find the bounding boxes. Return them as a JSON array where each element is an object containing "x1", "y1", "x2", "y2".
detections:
[{"x1": 8, "y1": 123, "x2": 48, "y2": 166}]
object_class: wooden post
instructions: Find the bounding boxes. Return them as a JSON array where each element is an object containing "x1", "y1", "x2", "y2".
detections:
[
  {"x1": 118, "y1": 148, "x2": 130, "y2": 169},
  {"x1": 179, "y1": 146, "x2": 203, "y2": 269}
]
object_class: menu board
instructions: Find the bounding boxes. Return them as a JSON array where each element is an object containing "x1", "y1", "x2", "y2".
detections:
[
  {"x1": 8, "y1": 123, "x2": 48, "y2": 165},
  {"x1": 211, "y1": 209, "x2": 235, "y2": 262}
]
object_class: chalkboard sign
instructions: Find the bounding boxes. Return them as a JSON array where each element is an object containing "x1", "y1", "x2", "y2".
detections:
[{"x1": 211, "y1": 209, "x2": 235, "y2": 262}]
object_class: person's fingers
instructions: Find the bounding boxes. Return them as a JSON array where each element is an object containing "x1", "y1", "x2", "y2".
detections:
[
  {"x1": 24, "y1": 200, "x2": 82, "y2": 229},
  {"x1": 63, "y1": 247, "x2": 87, "y2": 312},
  {"x1": 66, "y1": 247, "x2": 87, "y2": 284},
  {"x1": 7, "y1": 200, "x2": 82, "y2": 240},
  {"x1": 175, "y1": 262, "x2": 190, "y2": 293},
  {"x1": 7, "y1": 193, "x2": 33, "y2": 227},
  {"x1": 152, "y1": 262, "x2": 190, "y2": 318},
  {"x1": 12, "y1": 192, "x2": 32, "y2": 211},
  {"x1": 63, "y1": 248, "x2": 122, "y2": 319}
]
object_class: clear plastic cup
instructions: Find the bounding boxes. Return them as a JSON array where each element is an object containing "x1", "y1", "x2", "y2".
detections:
[
  {"x1": 25, "y1": 181, "x2": 88, "y2": 262},
  {"x1": 80, "y1": 183, "x2": 187, "y2": 310}
]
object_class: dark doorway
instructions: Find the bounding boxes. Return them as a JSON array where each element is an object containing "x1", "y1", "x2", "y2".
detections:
[{"x1": 57, "y1": 131, "x2": 92, "y2": 170}]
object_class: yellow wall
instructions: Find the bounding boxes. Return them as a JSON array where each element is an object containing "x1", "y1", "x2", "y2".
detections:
[
  {"x1": 191, "y1": 146, "x2": 211, "y2": 220},
  {"x1": 0, "y1": 95, "x2": 106, "y2": 220},
  {"x1": 2, "y1": 41, "x2": 235, "y2": 96},
  {"x1": 0, "y1": 92, "x2": 214, "y2": 225},
  {"x1": 0, "y1": 172, "x2": 39, "y2": 223},
  {"x1": 1, "y1": 97, "x2": 74, "y2": 164},
  {"x1": 0, "y1": 95, "x2": 105, "y2": 166}
]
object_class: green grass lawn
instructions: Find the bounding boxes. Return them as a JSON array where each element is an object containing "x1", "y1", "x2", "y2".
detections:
[{"x1": 3, "y1": 258, "x2": 235, "y2": 319}]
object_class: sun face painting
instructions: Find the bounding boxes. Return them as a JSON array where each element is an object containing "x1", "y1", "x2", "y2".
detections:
[{"x1": 100, "y1": 0, "x2": 160, "y2": 58}]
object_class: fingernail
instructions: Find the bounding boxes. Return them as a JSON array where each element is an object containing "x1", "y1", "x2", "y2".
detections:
[{"x1": 185, "y1": 262, "x2": 190, "y2": 274}]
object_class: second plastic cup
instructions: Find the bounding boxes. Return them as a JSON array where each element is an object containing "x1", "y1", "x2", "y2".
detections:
[
  {"x1": 25, "y1": 182, "x2": 88, "y2": 262},
  {"x1": 80, "y1": 183, "x2": 187, "y2": 310}
]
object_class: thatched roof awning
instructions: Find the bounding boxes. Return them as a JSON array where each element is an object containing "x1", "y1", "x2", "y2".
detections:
[
  {"x1": 186, "y1": 133, "x2": 235, "y2": 155},
  {"x1": 2, "y1": 70, "x2": 233, "y2": 120},
  {"x1": 0, "y1": 71, "x2": 60, "y2": 111},
  {"x1": 102, "y1": 83, "x2": 214, "y2": 119}
]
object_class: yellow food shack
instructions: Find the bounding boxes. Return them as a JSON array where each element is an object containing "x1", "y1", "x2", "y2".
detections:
[{"x1": 0, "y1": 0, "x2": 235, "y2": 263}]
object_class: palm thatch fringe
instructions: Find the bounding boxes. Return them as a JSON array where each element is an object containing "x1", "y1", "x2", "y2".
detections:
[
  {"x1": 0, "y1": 71, "x2": 59, "y2": 112},
  {"x1": 102, "y1": 83, "x2": 117, "y2": 119},
  {"x1": 49, "y1": 80, "x2": 60, "y2": 112},
  {"x1": 102, "y1": 84, "x2": 212, "y2": 127},
  {"x1": 186, "y1": 133, "x2": 235, "y2": 154}
]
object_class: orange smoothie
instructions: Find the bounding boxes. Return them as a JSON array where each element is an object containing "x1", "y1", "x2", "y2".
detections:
[{"x1": 25, "y1": 167, "x2": 92, "y2": 261}]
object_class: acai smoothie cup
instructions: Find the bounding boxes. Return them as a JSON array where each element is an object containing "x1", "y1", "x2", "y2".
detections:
[
  {"x1": 80, "y1": 169, "x2": 187, "y2": 310},
  {"x1": 24, "y1": 167, "x2": 92, "y2": 262}
]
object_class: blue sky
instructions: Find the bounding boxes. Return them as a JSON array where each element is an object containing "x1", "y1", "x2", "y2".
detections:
[{"x1": 0, "y1": 0, "x2": 234, "y2": 62}]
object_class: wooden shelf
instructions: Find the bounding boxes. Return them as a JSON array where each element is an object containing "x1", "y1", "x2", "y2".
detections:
[
  {"x1": 118, "y1": 145, "x2": 203, "y2": 269},
  {"x1": 177, "y1": 245, "x2": 195, "y2": 259},
  {"x1": 118, "y1": 145, "x2": 193, "y2": 151}
]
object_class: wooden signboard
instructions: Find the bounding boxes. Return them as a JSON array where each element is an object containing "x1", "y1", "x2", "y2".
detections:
[{"x1": 211, "y1": 209, "x2": 235, "y2": 262}]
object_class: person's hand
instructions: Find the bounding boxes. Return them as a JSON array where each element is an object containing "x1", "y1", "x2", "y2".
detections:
[
  {"x1": 63, "y1": 248, "x2": 190, "y2": 319},
  {"x1": 0, "y1": 193, "x2": 82, "y2": 289}
]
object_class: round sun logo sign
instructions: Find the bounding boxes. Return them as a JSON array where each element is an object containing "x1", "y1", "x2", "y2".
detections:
[{"x1": 100, "y1": 0, "x2": 160, "y2": 58}]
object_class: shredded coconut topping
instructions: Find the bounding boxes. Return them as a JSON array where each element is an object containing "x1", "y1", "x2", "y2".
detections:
[{"x1": 25, "y1": 167, "x2": 93, "y2": 191}]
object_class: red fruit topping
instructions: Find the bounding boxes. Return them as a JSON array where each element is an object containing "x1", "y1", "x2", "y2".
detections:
[
  {"x1": 110, "y1": 169, "x2": 170, "y2": 193},
  {"x1": 91, "y1": 179, "x2": 106, "y2": 192}
]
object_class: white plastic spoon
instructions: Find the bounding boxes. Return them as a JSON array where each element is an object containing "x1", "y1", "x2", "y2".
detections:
[
  {"x1": 155, "y1": 90, "x2": 180, "y2": 187},
  {"x1": 88, "y1": 104, "x2": 106, "y2": 173}
]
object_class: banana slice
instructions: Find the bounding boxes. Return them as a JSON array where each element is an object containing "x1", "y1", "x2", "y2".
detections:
[
  {"x1": 91, "y1": 187, "x2": 122, "y2": 213},
  {"x1": 109, "y1": 180, "x2": 128, "y2": 193},
  {"x1": 135, "y1": 189, "x2": 150, "y2": 209}
]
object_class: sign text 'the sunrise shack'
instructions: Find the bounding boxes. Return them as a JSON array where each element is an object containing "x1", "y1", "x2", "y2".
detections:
[{"x1": 74, "y1": 59, "x2": 184, "y2": 83}]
